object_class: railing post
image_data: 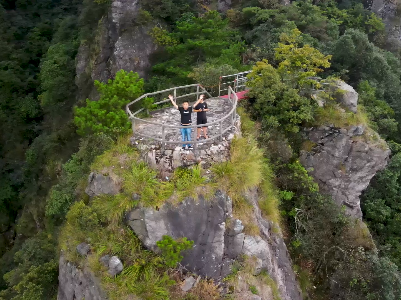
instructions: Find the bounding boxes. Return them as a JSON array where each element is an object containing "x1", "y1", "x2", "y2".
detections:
[
  {"x1": 192, "y1": 124, "x2": 197, "y2": 150},
  {"x1": 161, "y1": 124, "x2": 165, "y2": 151},
  {"x1": 131, "y1": 117, "x2": 136, "y2": 134},
  {"x1": 218, "y1": 76, "x2": 222, "y2": 97},
  {"x1": 174, "y1": 88, "x2": 177, "y2": 102},
  {"x1": 196, "y1": 85, "x2": 199, "y2": 101}
]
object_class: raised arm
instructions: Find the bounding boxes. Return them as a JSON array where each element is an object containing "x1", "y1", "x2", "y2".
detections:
[
  {"x1": 168, "y1": 94, "x2": 178, "y2": 110},
  {"x1": 192, "y1": 95, "x2": 203, "y2": 109}
]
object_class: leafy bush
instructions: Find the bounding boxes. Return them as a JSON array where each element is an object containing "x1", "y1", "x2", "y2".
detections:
[
  {"x1": 66, "y1": 201, "x2": 100, "y2": 231},
  {"x1": 74, "y1": 70, "x2": 144, "y2": 136},
  {"x1": 362, "y1": 153, "x2": 401, "y2": 268},
  {"x1": 156, "y1": 235, "x2": 194, "y2": 267},
  {"x1": 188, "y1": 64, "x2": 239, "y2": 96},
  {"x1": 275, "y1": 28, "x2": 332, "y2": 88},
  {"x1": 247, "y1": 60, "x2": 316, "y2": 133},
  {"x1": 151, "y1": 11, "x2": 244, "y2": 85},
  {"x1": 45, "y1": 133, "x2": 113, "y2": 218}
]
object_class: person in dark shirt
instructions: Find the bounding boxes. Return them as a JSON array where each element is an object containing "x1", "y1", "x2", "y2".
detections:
[
  {"x1": 193, "y1": 94, "x2": 209, "y2": 140},
  {"x1": 168, "y1": 94, "x2": 202, "y2": 150}
]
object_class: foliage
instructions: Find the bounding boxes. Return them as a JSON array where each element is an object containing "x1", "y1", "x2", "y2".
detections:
[
  {"x1": 247, "y1": 60, "x2": 316, "y2": 133},
  {"x1": 275, "y1": 28, "x2": 332, "y2": 88},
  {"x1": 0, "y1": 232, "x2": 58, "y2": 299},
  {"x1": 74, "y1": 70, "x2": 144, "y2": 136},
  {"x1": 45, "y1": 133, "x2": 113, "y2": 219},
  {"x1": 357, "y1": 81, "x2": 398, "y2": 139},
  {"x1": 60, "y1": 202, "x2": 175, "y2": 300},
  {"x1": 362, "y1": 153, "x2": 401, "y2": 269},
  {"x1": 156, "y1": 235, "x2": 194, "y2": 268},
  {"x1": 151, "y1": 11, "x2": 244, "y2": 85},
  {"x1": 188, "y1": 63, "x2": 239, "y2": 95},
  {"x1": 142, "y1": 0, "x2": 196, "y2": 23}
]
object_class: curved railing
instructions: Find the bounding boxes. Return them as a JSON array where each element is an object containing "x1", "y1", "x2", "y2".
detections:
[{"x1": 126, "y1": 84, "x2": 239, "y2": 148}]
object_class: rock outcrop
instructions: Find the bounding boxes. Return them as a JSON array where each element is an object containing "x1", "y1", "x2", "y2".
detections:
[
  {"x1": 301, "y1": 126, "x2": 390, "y2": 218},
  {"x1": 85, "y1": 172, "x2": 121, "y2": 197},
  {"x1": 127, "y1": 190, "x2": 302, "y2": 300},
  {"x1": 371, "y1": 0, "x2": 401, "y2": 51},
  {"x1": 302, "y1": 80, "x2": 390, "y2": 218},
  {"x1": 332, "y1": 80, "x2": 358, "y2": 113},
  {"x1": 76, "y1": 0, "x2": 162, "y2": 100},
  {"x1": 58, "y1": 255, "x2": 107, "y2": 300}
]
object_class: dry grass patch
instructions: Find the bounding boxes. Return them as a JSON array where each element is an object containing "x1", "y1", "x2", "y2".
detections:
[{"x1": 225, "y1": 256, "x2": 281, "y2": 300}]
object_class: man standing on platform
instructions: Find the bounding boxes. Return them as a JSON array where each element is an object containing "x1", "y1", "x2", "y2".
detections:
[
  {"x1": 193, "y1": 94, "x2": 209, "y2": 140},
  {"x1": 168, "y1": 94, "x2": 202, "y2": 150}
]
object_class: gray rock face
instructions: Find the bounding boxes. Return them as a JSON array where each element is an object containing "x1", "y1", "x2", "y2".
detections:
[
  {"x1": 371, "y1": 0, "x2": 401, "y2": 51},
  {"x1": 218, "y1": 0, "x2": 231, "y2": 13},
  {"x1": 181, "y1": 276, "x2": 196, "y2": 292},
  {"x1": 76, "y1": 243, "x2": 90, "y2": 256},
  {"x1": 300, "y1": 126, "x2": 390, "y2": 218},
  {"x1": 85, "y1": 172, "x2": 121, "y2": 197},
  {"x1": 99, "y1": 255, "x2": 111, "y2": 267},
  {"x1": 333, "y1": 80, "x2": 358, "y2": 113},
  {"x1": 108, "y1": 256, "x2": 123, "y2": 276},
  {"x1": 127, "y1": 190, "x2": 302, "y2": 300},
  {"x1": 75, "y1": 0, "x2": 162, "y2": 100},
  {"x1": 57, "y1": 255, "x2": 107, "y2": 300}
]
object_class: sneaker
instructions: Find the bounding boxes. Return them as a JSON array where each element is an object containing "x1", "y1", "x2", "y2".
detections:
[{"x1": 188, "y1": 146, "x2": 194, "y2": 150}]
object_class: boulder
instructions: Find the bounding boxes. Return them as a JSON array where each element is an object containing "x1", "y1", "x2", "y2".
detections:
[
  {"x1": 127, "y1": 190, "x2": 302, "y2": 300},
  {"x1": 301, "y1": 126, "x2": 390, "y2": 218},
  {"x1": 99, "y1": 255, "x2": 111, "y2": 267},
  {"x1": 218, "y1": 0, "x2": 231, "y2": 13},
  {"x1": 181, "y1": 276, "x2": 196, "y2": 292},
  {"x1": 108, "y1": 256, "x2": 123, "y2": 276},
  {"x1": 76, "y1": 243, "x2": 90, "y2": 256},
  {"x1": 85, "y1": 172, "x2": 121, "y2": 197},
  {"x1": 333, "y1": 80, "x2": 358, "y2": 113},
  {"x1": 57, "y1": 255, "x2": 107, "y2": 300}
]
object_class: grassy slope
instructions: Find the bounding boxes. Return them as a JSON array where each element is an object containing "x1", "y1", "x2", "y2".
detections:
[{"x1": 59, "y1": 109, "x2": 282, "y2": 299}]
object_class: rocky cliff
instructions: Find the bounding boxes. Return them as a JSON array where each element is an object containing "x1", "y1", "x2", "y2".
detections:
[
  {"x1": 300, "y1": 81, "x2": 390, "y2": 218},
  {"x1": 128, "y1": 189, "x2": 302, "y2": 300},
  {"x1": 76, "y1": 0, "x2": 161, "y2": 100},
  {"x1": 371, "y1": 0, "x2": 401, "y2": 51},
  {"x1": 58, "y1": 255, "x2": 108, "y2": 300}
]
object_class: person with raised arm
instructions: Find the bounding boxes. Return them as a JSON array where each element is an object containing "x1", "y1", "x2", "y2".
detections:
[
  {"x1": 193, "y1": 94, "x2": 209, "y2": 140},
  {"x1": 168, "y1": 94, "x2": 202, "y2": 150}
]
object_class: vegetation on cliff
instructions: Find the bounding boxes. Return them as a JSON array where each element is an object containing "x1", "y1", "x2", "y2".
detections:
[{"x1": 2, "y1": 0, "x2": 401, "y2": 299}]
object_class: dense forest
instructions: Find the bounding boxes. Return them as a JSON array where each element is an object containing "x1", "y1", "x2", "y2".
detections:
[{"x1": 1, "y1": 0, "x2": 401, "y2": 299}]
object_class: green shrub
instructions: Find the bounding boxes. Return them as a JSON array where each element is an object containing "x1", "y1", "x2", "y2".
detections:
[
  {"x1": 74, "y1": 70, "x2": 144, "y2": 136},
  {"x1": 249, "y1": 285, "x2": 258, "y2": 294},
  {"x1": 45, "y1": 133, "x2": 113, "y2": 218},
  {"x1": 247, "y1": 60, "x2": 316, "y2": 133},
  {"x1": 156, "y1": 235, "x2": 194, "y2": 267},
  {"x1": 66, "y1": 201, "x2": 100, "y2": 231}
]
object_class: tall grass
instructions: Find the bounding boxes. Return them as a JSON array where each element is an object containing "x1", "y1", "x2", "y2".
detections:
[
  {"x1": 212, "y1": 108, "x2": 282, "y2": 229},
  {"x1": 313, "y1": 104, "x2": 369, "y2": 128},
  {"x1": 59, "y1": 135, "x2": 214, "y2": 300}
]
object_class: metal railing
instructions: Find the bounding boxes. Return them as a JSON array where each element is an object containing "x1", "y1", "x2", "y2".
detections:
[
  {"x1": 126, "y1": 84, "x2": 239, "y2": 149},
  {"x1": 218, "y1": 70, "x2": 252, "y2": 96}
]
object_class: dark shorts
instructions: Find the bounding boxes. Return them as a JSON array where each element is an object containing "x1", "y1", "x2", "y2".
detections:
[{"x1": 197, "y1": 115, "x2": 207, "y2": 126}]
